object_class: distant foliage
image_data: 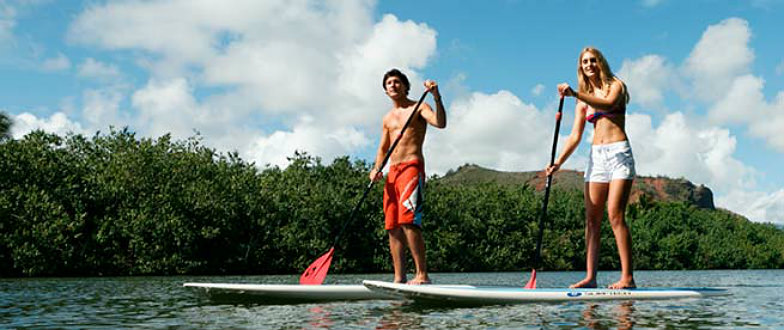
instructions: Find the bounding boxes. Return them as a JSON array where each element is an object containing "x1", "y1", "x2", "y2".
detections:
[
  {"x1": 1, "y1": 130, "x2": 783, "y2": 276},
  {"x1": 0, "y1": 112, "x2": 11, "y2": 140}
]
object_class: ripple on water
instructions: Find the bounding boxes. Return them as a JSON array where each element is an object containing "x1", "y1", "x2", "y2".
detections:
[{"x1": 1, "y1": 270, "x2": 783, "y2": 330}]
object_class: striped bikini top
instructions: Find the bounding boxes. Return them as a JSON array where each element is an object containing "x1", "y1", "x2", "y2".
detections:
[
  {"x1": 585, "y1": 82, "x2": 629, "y2": 124},
  {"x1": 585, "y1": 102, "x2": 626, "y2": 124}
]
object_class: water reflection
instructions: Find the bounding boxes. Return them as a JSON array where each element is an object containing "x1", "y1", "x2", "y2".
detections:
[
  {"x1": 306, "y1": 306, "x2": 334, "y2": 329},
  {"x1": 2, "y1": 271, "x2": 783, "y2": 330},
  {"x1": 581, "y1": 302, "x2": 635, "y2": 330},
  {"x1": 375, "y1": 305, "x2": 424, "y2": 330}
]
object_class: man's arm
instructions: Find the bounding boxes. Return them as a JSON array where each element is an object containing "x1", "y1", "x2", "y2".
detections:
[
  {"x1": 369, "y1": 121, "x2": 391, "y2": 182},
  {"x1": 420, "y1": 80, "x2": 446, "y2": 128}
]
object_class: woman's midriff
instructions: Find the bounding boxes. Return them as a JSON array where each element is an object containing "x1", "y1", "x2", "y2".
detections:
[{"x1": 592, "y1": 120, "x2": 628, "y2": 145}]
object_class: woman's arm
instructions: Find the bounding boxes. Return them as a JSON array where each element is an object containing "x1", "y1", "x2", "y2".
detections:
[
  {"x1": 546, "y1": 101, "x2": 587, "y2": 175},
  {"x1": 563, "y1": 79, "x2": 626, "y2": 111}
]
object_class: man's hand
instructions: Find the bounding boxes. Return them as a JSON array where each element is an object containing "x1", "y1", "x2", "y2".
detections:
[
  {"x1": 425, "y1": 80, "x2": 441, "y2": 100},
  {"x1": 369, "y1": 168, "x2": 383, "y2": 182}
]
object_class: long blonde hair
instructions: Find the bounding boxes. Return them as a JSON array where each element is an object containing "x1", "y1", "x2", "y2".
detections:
[{"x1": 577, "y1": 47, "x2": 630, "y2": 105}]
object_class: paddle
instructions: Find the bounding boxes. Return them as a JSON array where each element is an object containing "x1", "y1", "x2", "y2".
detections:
[
  {"x1": 524, "y1": 96, "x2": 565, "y2": 289},
  {"x1": 300, "y1": 90, "x2": 430, "y2": 285}
]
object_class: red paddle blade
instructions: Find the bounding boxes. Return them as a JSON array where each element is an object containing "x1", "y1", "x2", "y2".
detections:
[
  {"x1": 300, "y1": 247, "x2": 335, "y2": 285},
  {"x1": 524, "y1": 269, "x2": 537, "y2": 289}
]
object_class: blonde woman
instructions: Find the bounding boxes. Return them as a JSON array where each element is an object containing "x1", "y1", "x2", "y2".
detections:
[{"x1": 546, "y1": 47, "x2": 636, "y2": 289}]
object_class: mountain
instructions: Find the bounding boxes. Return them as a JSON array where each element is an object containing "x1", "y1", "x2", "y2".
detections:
[{"x1": 437, "y1": 164, "x2": 714, "y2": 209}]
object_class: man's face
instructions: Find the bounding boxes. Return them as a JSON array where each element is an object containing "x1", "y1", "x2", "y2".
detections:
[{"x1": 385, "y1": 76, "x2": 407, "y2": 99}]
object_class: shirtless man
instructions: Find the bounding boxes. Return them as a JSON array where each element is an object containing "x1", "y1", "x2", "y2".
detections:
[{"x1": 369, "y1": 69, "x2": 446, "y2": 285}]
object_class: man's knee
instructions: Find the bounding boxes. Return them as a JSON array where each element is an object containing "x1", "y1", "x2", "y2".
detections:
[{"x1": 401, "y1": 224, "x2": 422, "y2": 233}]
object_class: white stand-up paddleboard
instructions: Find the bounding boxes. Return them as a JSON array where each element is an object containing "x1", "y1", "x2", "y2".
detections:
[
  {"x1": 362, "y1": 280, "x2": 730, "y2": 305},
  {"x1": 183, "y1": 283, "x2": 395, "y2": 303}
]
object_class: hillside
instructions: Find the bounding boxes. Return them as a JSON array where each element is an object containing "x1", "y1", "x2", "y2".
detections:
[{"x1": 438, "y1": 164, "x2": 715, "y2": 209}]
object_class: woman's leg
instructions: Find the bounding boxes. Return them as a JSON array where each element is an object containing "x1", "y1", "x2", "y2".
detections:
[
  {"x1": 607, "y1": 178, "x2": 635, "y2": 289},
  {"x1": 571, "y1": 181, "x2": 608, "y2": 288}
]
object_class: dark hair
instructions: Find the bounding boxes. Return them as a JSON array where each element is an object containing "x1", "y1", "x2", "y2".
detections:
[{"x1": 382, "y1": 68, "x2": 410, "y2": 94}]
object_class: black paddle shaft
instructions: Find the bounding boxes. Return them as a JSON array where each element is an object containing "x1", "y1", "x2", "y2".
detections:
[
  {"x1": 331, "y1": 90, "x2": 430, "y2": 246},
  {"x1": 531, "y1": 96, "x2": 565, "y2": 268}
]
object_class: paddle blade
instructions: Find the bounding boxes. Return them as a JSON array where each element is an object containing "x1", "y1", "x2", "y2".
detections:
[
  {"x1": 300, "y1": 247, "x2": 335, "y2": 285},
  {"x1": 524, "y1": 269, "x2": 537, "y2": 289}
]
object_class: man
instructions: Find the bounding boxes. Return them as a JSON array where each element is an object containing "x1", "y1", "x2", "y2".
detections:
[{"x1": 369, "y1": 69, "x2": 446, "y2": 285}]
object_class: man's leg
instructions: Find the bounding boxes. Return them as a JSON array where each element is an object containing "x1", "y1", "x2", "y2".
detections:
[
  {"x1": 402, "y1": 225, "x2": 430, "y2": 284},
  {"x1": 388, "y1": 227, "x2": 407, "y2": 283}
]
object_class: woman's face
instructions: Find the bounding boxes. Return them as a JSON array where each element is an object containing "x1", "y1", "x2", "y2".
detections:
[{"x1": 581, "y1": 51, "x2": 600, "y2": 78}]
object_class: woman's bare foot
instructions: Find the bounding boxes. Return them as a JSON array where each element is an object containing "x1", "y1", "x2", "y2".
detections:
[
  {"x1": 393, "y1": 276, "x2": 408, "y2": 284},
  {"x1": 608, "y1": 279, "x2": 636, "y2": 289},
  {"x1": 406, "y1": 276, "x2": 432, "y2": 285},
  {"x1": 569, "y1": 278, "x2": 597, "y2": 288}
]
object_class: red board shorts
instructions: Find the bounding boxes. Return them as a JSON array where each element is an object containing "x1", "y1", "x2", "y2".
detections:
[{"x1": 383, "y1": 159, "x2": 425, "y2": 230}]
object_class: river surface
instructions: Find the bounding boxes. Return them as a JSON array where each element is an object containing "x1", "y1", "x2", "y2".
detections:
[{"x1": 2, "y1": 270, "x2": 783, "y2": 329}]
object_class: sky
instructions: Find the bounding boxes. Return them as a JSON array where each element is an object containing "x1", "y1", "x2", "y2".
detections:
[{"x1": 1, "y1": 0, "x2": 783, "y2": 224}]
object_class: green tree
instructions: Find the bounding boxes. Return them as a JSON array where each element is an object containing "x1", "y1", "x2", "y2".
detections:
[{"x1": 0, "y1": 112, "x2": 11, "y2": 140}]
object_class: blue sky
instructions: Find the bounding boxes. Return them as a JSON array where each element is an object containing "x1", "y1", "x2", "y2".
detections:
[{"x1": 1, "y1": 0, "x2": 783, "y2": 224}]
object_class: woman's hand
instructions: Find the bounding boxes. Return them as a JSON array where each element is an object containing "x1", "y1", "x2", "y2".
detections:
[
  {"x1": 558, "y1": 83, "x2": 576, "y2": 97},
  {"x1": 545, "y1": 162, "x2": 561, "y2": 176}
]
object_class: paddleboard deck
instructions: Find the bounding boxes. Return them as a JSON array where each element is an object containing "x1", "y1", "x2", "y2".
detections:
[
  {"x1": 362, "y1": 280, "x2": 730, "y2": 305},
  {"x1": 183, "y1": 282, "x2": 395, "y2": 304}
]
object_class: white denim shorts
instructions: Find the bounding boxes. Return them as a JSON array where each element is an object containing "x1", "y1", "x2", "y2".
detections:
[{"x1": 584, "y1": 140, "x2": 636, "y2": 183}]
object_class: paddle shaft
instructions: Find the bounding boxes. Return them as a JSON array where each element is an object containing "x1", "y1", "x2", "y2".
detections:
[
  {"x1": 331, "y1": 90, "x2": 430, "y2": 246},
  {"x1": 531, "y1": 96, "x2": 565, "y2": 268}
]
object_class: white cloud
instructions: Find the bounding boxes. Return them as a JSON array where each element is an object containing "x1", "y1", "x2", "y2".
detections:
[
  {"x1": 46, "y1": 3, "x2": 784, "y2": 225},
  {"x1": 78, "y1": 58, "x2": 121, "y2": 81},
  {"x1": 0, "y1": 3, "x2": 16, "y2": 42},
  {"x1": 246, "y1": 118, "x2": 369, "y2": 168},
  {"x1": 82, "y1": 88, "x2": 126, "y2": 129},
  {"x1": 777, "y1": 60, "x2": 784, "y2": 75},
  {"x1": 627, "y1": 112, "x2": 756, "y2": 192},
  {"x1": 41, "y1": 53, "x2": 71, "y2": 71},
  {"x1": 11, "y1": 112, "x2": 86, "y2": 138},
  {"x1": 68, "y1": 0, "x2": 436, "y2": 168},
  {"x1": 717, "y1": 189, "x2": 784, "y2": 224},
  {"x1": 336, "y1": 14, "x2": 437, "y2": 126},
  {"x1": 683, "y1": 18, "x2": 754, "y2": 101},
  {"x1": 624, "y1": 111, "x2": 784, "y2": 223},
  {"x1": 623, "y1": 17, "x2": 784, "y2": 155},
  {"x1": 619, "y1": 55, "x2": 676, "y2": 110},
  {"x1": 706, "y1": 73, "x2": 784, "y2": 152},
  {"x1": 131, "y1": 78, "x2": 203, "y2": 139},
  {"x1": 425, "y1": 90, "x2": 555, "y2": 174},
  {"x1": 531, "y1": 84, "x2": 545, "y2": 96},
  {"x1": 747, "y1": 91, "x2": 784, "y2": 151},
  {"x1": 708, "y1": 74, "x2": 764, "y2": 124}
]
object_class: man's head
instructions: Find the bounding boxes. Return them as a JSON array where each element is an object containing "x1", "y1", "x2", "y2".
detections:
[{"x1": 382, "y1": 68, "x2": 410, "y2": 96}]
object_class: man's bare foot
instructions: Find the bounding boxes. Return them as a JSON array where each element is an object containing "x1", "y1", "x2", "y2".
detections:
[
  {"x1": 608, "y1": 279, "x2": 636, "y2": 289},
  {"x1": 569, "y1": 278, "x2": 597, "y2": 288},
  {"x1": 406, "y1": 277, "x2": 431, "y2": 285}
]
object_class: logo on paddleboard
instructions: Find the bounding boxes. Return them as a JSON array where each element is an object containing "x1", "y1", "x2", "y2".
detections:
[{"x1": 567, "y1": 292, "x2": 582, "y2": 297}]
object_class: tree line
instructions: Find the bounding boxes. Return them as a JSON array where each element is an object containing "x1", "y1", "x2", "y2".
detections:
[{"x1": 1, "y1": 129, "x2": 782, "y2": 277}]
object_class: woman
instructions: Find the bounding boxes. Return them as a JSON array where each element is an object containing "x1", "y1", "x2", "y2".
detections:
[{"x1": 546, "y1": 47, "x2": 636, "y2": 289}]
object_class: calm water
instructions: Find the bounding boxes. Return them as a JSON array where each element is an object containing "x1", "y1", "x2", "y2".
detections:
[{"x1": 1, "y1": 270, "x2": 783, "y2": 330}]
